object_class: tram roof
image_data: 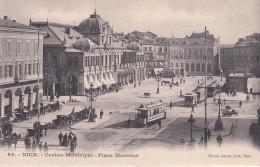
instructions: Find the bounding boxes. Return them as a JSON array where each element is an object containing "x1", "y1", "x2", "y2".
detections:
[{"x1": 136, "y1": 101, "x2": 164, "y2": 110}]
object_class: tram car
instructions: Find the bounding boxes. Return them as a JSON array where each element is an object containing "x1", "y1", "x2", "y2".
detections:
[
  {"x1": 184, "y1": 93, "x2": 198, "y2": 107},
  {"x1": 161, "y1": 69, "x2": 175, "y2": 78},
  {"x1": 207, "y1": 82, "x2": 218, "y2": 97},
  {"x1": 194, "y1": 88, "x2": 206, "y2": 103},
  {"x1": 135, "y1": 101, "x2": 166, "y2": 126}
]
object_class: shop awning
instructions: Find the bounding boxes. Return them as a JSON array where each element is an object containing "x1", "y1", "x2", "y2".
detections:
[
  {"x1": 108, "y1": 73, "x2": 116, "y2": 84},
  {"x1": 85, "y1": 75, "x2": 90, "y2": 89},
  {"x1": 89, "y1": 75, "x2": 97, "y2": 88}
]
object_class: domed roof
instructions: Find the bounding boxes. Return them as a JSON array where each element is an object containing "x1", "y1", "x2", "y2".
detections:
[
  {"x1": 73, "y1": 38, "x2": 97, "y2": 51},
  {"x1": 127, "y1": 41, "x2": 141, "y2": 51},
  {"x1": 78, "y1": 11, "x2": 109, "y2": 34}
]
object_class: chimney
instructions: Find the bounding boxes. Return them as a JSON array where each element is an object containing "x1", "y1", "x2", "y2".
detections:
[
  {"x1": 65, "y1": 27, "x2": 70, "y2": 35},
  {"x1": 4, "y1": 16, "x2": 9, "y2": 20}
]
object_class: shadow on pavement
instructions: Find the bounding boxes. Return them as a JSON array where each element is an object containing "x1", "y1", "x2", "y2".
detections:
[{"x1": 104, "y1": 120, "x2": 143, "y2": 129}]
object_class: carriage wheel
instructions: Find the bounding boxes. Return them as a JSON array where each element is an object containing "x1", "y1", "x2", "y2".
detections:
[{"x1": 59, "y1": 122, "x2": 65, "y2": 127}]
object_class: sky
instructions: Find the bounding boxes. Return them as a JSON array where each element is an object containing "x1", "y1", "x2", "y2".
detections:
[{"x1": 0, "y1": 0, "x2": 259, "y2": 44}]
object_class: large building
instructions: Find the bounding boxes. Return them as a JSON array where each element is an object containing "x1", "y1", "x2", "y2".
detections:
[
  {"x1": 220, "y1": 33, "x2": 260, "y2": 77},
  {"x1": 31, "y1": 11, "x2": 145, "y2": 96},
  {"x1": 0, "y1": 16, "x2": 44, "y2": 118}
]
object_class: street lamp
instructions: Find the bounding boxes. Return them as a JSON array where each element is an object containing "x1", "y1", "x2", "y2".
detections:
[
  {"x1": 188, "y1": 113, "x2": 196, "y2": 142},
  {"x1": 214, "y1": 89, "x2": 224, "y2": 131},
  {"x1": 156, "y1": 70, "x2": 160, "y2": 94},
  {"x1": 69, "y1": 76, "x2": 72, "y2": 101},
  {"x1": 86, "y1": 82, "x2": 97, "y2": 110}
]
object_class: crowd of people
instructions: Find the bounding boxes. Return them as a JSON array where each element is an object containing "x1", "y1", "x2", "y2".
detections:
[{"x1": 58, "y1": 131, "x2": 77, "y2": 154}]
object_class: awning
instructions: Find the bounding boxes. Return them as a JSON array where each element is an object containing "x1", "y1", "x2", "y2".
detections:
[
  {"x1": 85, "y1": 75, "x2": 90, "y2": 89},
  {"x1": 108, "y1": 73, "x2": 116, "y2": 84},
  {"x1": 94, "y1": 75, "x2": 102, "y2": 87},
  {"x1": 105, "y1": 73, "x2": 113, "y2": 84},
  {"x1": 89, "y1": 75, "x2": 97, "y2": 88},
  {"x1": 102, "y1": 73, "x2": 110, "y2": 86}
]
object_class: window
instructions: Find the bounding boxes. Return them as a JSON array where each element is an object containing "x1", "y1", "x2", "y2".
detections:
[
  {"x1": 185, "y1": 63, "x2": 189, "y2": 71},
  {"x1": 191, "y1": 63, "x2": 195, "y2": 71},
  {"x1": 196, "y1": 63, "x2": 200, "y2": 71},
  {"x1": 52, "y1": 54, "x2": 59, "y2": 67},
  {"x1": 144, "y1": 47, "x2": 147, "y2": 52},
  {"x1": 149, "y1": 47, "x2": 152, "y2": 51},
  {"x1": 207, "y1": 63, "x2": 212, "y2": 72},
  {"x1": 5, "y1": 65, "x2": 13, "y2": 78},
  {"x1": 26, "y1": 41, "x2": 30, "y2": 55},
  {"x1": 16, "y1": 40, "x2": 21, "y2": 55},
  {"x1": 202, "y1": 63, "x2": 206, "y2": 71},
  {"x1": 7, "y1": 40, "x2": 11, "y2": 55},
  {"x1": 101, "y1": 36, "x2": 104, "y2": 45}
]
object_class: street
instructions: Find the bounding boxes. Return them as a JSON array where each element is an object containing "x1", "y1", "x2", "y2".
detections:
[{"x1": 5, "y1": 76, "x2": 259, "y2": 154}]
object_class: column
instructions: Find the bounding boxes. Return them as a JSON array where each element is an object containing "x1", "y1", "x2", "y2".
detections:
[
  {"x1": 11, "y1": 93, "x2": 16, "y2": 113},
  {"x1": 1, "y1": 97, "x2": 5, "y2": 118},
  {"x1": 28, "y1": 93, "x2": 32, "y2": 110}
]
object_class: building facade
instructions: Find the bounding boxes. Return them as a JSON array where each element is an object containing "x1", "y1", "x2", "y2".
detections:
[
  {"x1": 0, "y1": 16, "x2": 44, "y2": 118},
  {"x1": 220, "y1": 33, "x2": 260, "y2": 77},
  {"x1": 32, "y1": 11, "x2": 146, "y2": 96}
]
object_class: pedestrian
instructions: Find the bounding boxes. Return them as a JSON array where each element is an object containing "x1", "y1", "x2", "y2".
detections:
[
  {"x1": 32, "y1": 139, "x2": 36, "y2": 152},
  {"x1": 213, "y1": 98, "x2": 216, "y2": 105},
  {"x1": 70, "y1": 141, "x2": 75, "y2": 154},
  {"x1": 56, "y1": 100, "x2": 60, "y2": 110},
  {"x1": 127, "y1": 118, "x2": 131, "y2": 129},
  {"x1": 180, "y1": 138, "x2": 185, "y2": 150},
  {"x1": 43, "y1": 142, "x2": 48, "y2": 152},
  {"x1": 62, "y1": 133, "x2": 68, "y2": 146},
  {"x1": 191, "y1": 105, "x2": 195, "y2": 113},
  {"x1": 38, "y1": 141, "x2": 43, "y2": 152},
  {"x1": 139, "y1": 81, "x2": 141, "y2": 86},
  {"x1": 170, "y1": 101, "x2": 172, "y2": 110},
  {"x1": 134, "y1": 82, "x2": 136, "y2": 88},
  {"x1": 71, "y1": 107, "x2": 75, "y2": 114},
  {"x1": 33, "y1": 121, "x2": 38, "y2": 130},
  {"x1": 40, "y1": 101, "x2": 43, "y2": 115},
  {"x1": 67, "y1": 132, "x2": 72, "y2": 147},
  {"x1": 158, "y1": 120, "x2": 162, "y2": 130},
  {"x1": 58, "y1": 132, "x2": 63, "y2": 146},
  {"x1": 250, "y1": 87, "x2": 253, "y2": 94},
  {"x1": 239, "y1": 100, "x2": 242, "y2": 108},
  {"x1": 72, "y1": 134, "x2": 77, "y2": 149},
  {"x1": 207, "y1": 129, "x2": 211, "y2": 141},
  {"x1": 183, "y1": 79, "x2": 185, "y2": 84},
  {"x1": 223, "y1": 99, "x2": 226, "y2": 106},
  {"x1": 180, "y1": 90, "x2": 182, "y2": 97},
  {"x1": 195, "y1": 100, "x2": 197, "y2": 107},
  {"x1": 11, "y1": 133, "x2": 18, "y2": 150},
  {"x1": 198, "y1": 79, "x2": 200, "y2": 84},
  {"x1": 216, "y1": 134, "x2": 223, "y2": 147},
  {"x1": 100, "y1": 109, "x2": 103, "y2": 119}
]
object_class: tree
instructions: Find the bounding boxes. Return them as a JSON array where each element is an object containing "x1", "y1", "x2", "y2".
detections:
[{"x1": 43, "y1": 59, "x2": 57, "y2": 99}]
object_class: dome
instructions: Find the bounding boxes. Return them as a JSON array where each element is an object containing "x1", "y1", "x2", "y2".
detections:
[
  {"x1": 127, "y1": 42, "x2": 141, "y2": 51},
  {"x1": 78, "y1": 11, "x2": 111, "y2": 34}
]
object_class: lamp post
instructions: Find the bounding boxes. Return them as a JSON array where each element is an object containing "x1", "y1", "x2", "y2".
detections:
[
  {"x1": 69, "y1": 76, "x2": 72, "y2": 101},
  {"x1": 86, "y1": 82, "x2": 96, "y2": 110},
  {"x1": 188, "y1": 113, "x2": 196, "y2": 142},
  {"x1": 214, "y1": 90, "x2": 224, "y2": 131},
  {"x1": 156, "y1": 70, "x2": 160, "y2": 94}
]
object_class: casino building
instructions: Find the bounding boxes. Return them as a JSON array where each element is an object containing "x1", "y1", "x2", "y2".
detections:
[
  {"x1": 0, "y1": 16, "x2": 44, "y2": 118},
  {"x1": 31, "y1": 10, "x2": 145, "y2": 96}
]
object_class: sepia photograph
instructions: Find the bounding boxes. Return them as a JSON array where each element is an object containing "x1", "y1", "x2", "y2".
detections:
[{"x1": 0, "y1": 0, "x2": 259, "y2": 166}]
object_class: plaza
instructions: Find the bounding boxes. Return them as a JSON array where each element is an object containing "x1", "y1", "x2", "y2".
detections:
[{"x1": 5, "y1": 76, "x2": 259, "y2": 154}]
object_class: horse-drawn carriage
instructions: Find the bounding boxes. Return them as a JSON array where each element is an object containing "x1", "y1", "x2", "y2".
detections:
[
  {"x1": 222, "y1": 108, "x2": 238, "y2": 117},
  {"x1": 51, "y1": 115, "x2": 73, "y2": 128}
]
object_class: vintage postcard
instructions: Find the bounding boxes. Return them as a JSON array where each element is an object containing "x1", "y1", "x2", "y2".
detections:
[{"x1": 0, "y1": 0, "x2": 259, "y2": 166}]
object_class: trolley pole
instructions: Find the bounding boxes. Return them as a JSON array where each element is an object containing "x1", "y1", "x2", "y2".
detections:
[
  {"x1": 37, "y1": 29, "x2": 40, "y2": 145},
  {"x1": 204, "y1": 26, "x2": 208, "y2": 149}
]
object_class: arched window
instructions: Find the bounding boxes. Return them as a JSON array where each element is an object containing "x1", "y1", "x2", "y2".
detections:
[
  {"x1": 202, "y1": 63, "x2": 206, "y2": 71},
  {"x1": 207, "y1": 63, "x2": 212, "y2": 72},
  {"x1": 196, "y1": 63, "x2": 200, "y2": 71},
  {"x1": 191, "y1": 63, "x2": 195, "y2": 71},
  {"x1": 185, "y1": 63, "x2": 189, "y2": 71}
]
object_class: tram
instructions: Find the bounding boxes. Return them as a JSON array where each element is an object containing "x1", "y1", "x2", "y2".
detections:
[
  {"x1": 135, "y1": 101, "x2": 166, "y2": 126},
  {"x1": 184, "y1": 93, "x2": 198, "y2": 107},
  {"x1": 194, "y1": 88, "x2": 206, "y2": 103}
]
